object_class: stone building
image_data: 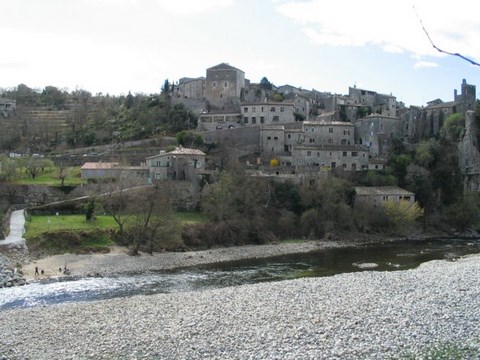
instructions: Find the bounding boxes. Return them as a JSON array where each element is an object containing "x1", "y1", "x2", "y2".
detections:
[
  {"x1": 145, "y1": 146, "x2": 206, "y2": 181},
  {"x1": 303, "y1": 119, "x2": 355, "y2": 146},
  {"x1": 354, "y1": 186, "x2": 415, "y2": 207},
  {"x1": 241, "y1": 102, "x2": 295, "y2": 125},
  {"x1": 261, "y1": 120, "x2": 368, "y2": 172},
  {"x1": 402, "y1": 79, "x2": 476, "y2": 142},
  {"x1": 173, "y1": 77, "x2": 205, "y2": 100},
  {"x1": 348, "y1": 86, "x2": 397, "y2": 117},
  {"x1": 354, "y1": 114, "x2": 402, "y2": 157},
  {"x1": 0, "y1": 98, "x2": 16, "y2": 117},
  {"x1": 197, "y1": 111, "x2": 242, "y2": 131},
  {"x1": 205, "y1": 63, "x2": 246, "y2": 111},
  {"x1": 80, "y1": 162, "x2": 149, "y2": 180}
]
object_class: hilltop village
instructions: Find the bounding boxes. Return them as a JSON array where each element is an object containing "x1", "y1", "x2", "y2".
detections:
[
  {"x1": 1, "y1": 62, "x2": 480, "y2": 247},
  {"x1": 77, "y1": 63, "x2": 478, "y2": 192}
]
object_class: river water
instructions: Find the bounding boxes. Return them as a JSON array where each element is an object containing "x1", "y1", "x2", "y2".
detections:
[{"x1": 1, "y1": 237, "x2": 479, "y2": 311}]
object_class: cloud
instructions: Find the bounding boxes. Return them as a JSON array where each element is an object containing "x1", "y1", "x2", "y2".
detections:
[
  {"x1": 156, "y1": 0, "x2": 233, "y2": 15},
  {"x1": 276, "y1": 0, "x2": 480, "y2": 63},
  {"x1": 414, "y1": 61, "x2": 439, "y2": 69}
]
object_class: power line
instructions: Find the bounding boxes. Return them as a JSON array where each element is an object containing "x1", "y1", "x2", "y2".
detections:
[{"x1": 413, "y1": 5, "x2": 480, "y2": 67}]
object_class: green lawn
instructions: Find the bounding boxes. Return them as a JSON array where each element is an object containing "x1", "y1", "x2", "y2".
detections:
[
  {"x1": 17, "y1": 166, "x2": 85, "y2": 186},
  {"x1": 25, "y1": 211, "x2": 207, "y2": 239},
  {"x1": 25, "y1": 215, "x2": 118, "y2": 239}
]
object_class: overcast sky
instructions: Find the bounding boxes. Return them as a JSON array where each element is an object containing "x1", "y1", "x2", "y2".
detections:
[{"x1": 1, "y1": 0, "x2": 479, "y2": 106}]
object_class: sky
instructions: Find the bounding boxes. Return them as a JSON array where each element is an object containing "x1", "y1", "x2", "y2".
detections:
[{"x1": 1, "y1": 0, "x2": 479, "y2": 107}]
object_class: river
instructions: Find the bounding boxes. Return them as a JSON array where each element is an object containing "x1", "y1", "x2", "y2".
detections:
[{"x1": 1, "y1": 237, "x2": 479, "y2": 311}]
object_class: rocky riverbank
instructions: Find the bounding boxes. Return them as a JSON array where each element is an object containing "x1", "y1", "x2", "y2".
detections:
[
  {"x1": 0, "y1": 254, "x2": 478, "y2": 359},
  {"x1": 0, "y1": 254, "x2": 26, "y2": 288}
]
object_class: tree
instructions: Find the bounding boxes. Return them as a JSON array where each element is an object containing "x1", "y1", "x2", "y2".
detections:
[
  {"x1": 22, "y1": 157, "x2": 53, "y2": 179},
  {"x1": 382, "y1": 200, "x2": 423, "y2": 234},
  {"x1": 260, "y1": 77, "x2": 273, "y2": 90},
  {"x1": 57, "y1": 161, "x2": 69, "y2": 187},
  {"x1": 161, "y1": 79, "x2": 170, "y2": 93}
]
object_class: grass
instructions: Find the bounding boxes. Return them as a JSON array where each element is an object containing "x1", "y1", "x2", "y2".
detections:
[
  {"x1": 16, "y1": 166, "x2": 85, "y2": 186},
  {"x1": 25, "y1": 211, "x2": 206, "y2": 239},
  {"x1": 395, "y1": 342, "x2": 479, "y2": 359},
  {"x1": 25, "y1": 215, "x2": 118, "y2": 239}
]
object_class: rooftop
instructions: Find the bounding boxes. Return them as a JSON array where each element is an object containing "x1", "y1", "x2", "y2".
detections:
[{"x1": 354, "y1": 186, "x2": 414, "y2": 196}]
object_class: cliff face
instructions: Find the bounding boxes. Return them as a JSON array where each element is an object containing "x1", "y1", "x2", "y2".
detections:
[{"x1": 458, "y1": 110, "x2": 480, "y2": 192}]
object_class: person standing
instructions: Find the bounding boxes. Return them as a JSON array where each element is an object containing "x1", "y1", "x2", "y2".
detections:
[{"x1": 35, "y1": 266, "x2": 39, "y2": 276}]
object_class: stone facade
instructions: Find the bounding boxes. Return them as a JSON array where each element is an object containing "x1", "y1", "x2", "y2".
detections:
[
  {"x1": 261, "y1": 121, "x2": 368, "y2": 172},
  {"x1": 197, "y1": 112, "x2": 242, "y2": 131},
  {"x1": 348, "y1": 86, "x2": 397, "y2": 117},
  {"x1": 354, "y1": 114, "x2": 402, "y2": 157},
  {"x1": 145, "y1": 147, "x2": 206, "y2": 181},
  {"x1": 0, "y1": 98, "x2": 16, "y2": 117},
  {"x1": 205, "y1": 63, "x2": 245, "y2": 111},
  {"x1": 354, "y1": 186, "x2": 415, "y2": 207},
  {"x1": 241, "y1": 102, "x2": 295, "y2": 125},
  {"x1": 174, "y1": 77, "x2": 205, "y2": 100}
]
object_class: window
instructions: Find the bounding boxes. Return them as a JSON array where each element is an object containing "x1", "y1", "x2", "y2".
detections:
[
  {"x1": 309, "y1": 138, "x2": 315, "y2": 143},
  {"x1": 252, "y1": 107, "x2": 256, "y2": 112},
  {"x1": 213, "y1": 82, "x2": 216, "y2": 88},
  {"x1": 329, "y1": 128, "x2": 333, "y2": 133},
  {"x1": 252, "y1": 117, "x2": 256, "y2": 124},
  {"x1": 244, "y1": 107, "x2": 248, "y2": 112},
  {"x1": 270, "y1": 107, "x2": 276, "y2": 112},
  {"x1": 328, "y1": 138, "x2": 333, "y2": 144},
  {"x1": 342, "y1": 151, "x2": 347, "y2": 157},
  {"x1": 331, "y1": 162, "x2": 336, "y2": 168},
  {"x1": 273, "y1": 116, "x2": 279, "y2": 121},
  {"x1": 261, "y1": 107, "x2": 264, "y2": 112},
  {"x1": 351, "y1": 152, "x2": 358, "y2": 157},
  {"x1": 224, "y1": 82, "x2": 227, "y2": 87},
  {"x1": 342, "y1": 164, "x2": 347, "y2": 169},
  {"x1": 260, "y1": 116, "x2": 265, "y2": 123},
  {"x1": 287, "y1": 134, "x2": 291, "y2": 139},
  {"x1": 267, "y1": 136, "x2": 271, "y2": 140},
  {"x1": 280, "y1": 107, "x2": 284, "y2": 112},
  {"x1": 274, "y1": 136, "x2": 278, "y2": 140},
  {"x1": 244, "y1": 117, "x2": 248, "y2": 124},
  {"x1": 307, "y1": 151, "x2": 311, "y2": 156}
]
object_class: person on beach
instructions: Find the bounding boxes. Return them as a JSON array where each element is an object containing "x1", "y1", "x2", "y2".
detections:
[
  {"x1": 41, "y1": 269, "x2": 44, "y2": 275},
  {"x1": 35, "y1": 266, "x2": 39, "y2": 275}
]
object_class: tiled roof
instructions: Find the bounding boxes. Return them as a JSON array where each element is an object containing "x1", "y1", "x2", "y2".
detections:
[
  {"x1": 81, "y1": 162, "x2": 119, "y2": 170},
  {"x1": 354, "y1": 186, "x2": 414, "y2": 196}
]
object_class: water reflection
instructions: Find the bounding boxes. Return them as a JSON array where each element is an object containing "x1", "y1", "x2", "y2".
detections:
[{"x1": 1, "y1": 238, "x2": 478, "y2": 310}]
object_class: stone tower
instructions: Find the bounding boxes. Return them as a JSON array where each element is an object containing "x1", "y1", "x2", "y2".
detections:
[{"x1": 205, "y1": 63, "x2": 245, "y2": 111}]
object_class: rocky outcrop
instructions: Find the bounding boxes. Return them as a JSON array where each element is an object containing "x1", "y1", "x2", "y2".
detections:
[
  {"x1": 0, "y1": 254, "x2": 26, "y2": 288},
  {"x1": 458, "y1": 110, "x2": 480, "y2": 192}
]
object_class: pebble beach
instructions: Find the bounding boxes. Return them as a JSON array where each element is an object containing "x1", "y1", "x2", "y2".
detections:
[{"x1": 1, "y1": 251, "x2": 479, "y2": 359}]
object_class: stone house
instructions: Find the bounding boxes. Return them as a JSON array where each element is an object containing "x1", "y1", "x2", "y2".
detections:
[
  {"x1": 261, "y1": 121, "x2": 368, "y2": 171},
  {"x1": 173, "y1": 77, "x2": 205, "y2": 100},
  {"x1": 80, "y1": 162, "x2": 149, "y2": 180},
  {"x1": 354, "y1": 114, "x2": 402, "y2": 157},
  {"x1": 0, "y1": 98, "x2": 16, "y2": 117},
  {"x1": 241, "y1": 102, "x2": 295, "y2": 125},
  {"x1": 145, "y1": 146, "x2": 206, "y2": 181},
  {"x1": 348, "y1": 86, "x2": 397, "y2": 117},
  {"x1": 354, "y1": 186, "x2": 415, "y2": 207},
  {"x1": 293, "y1": 144, "x2": 368, "y2": 171},
  {"x1": 303, "y1": 119, "x2": 355, "y2": 146}
]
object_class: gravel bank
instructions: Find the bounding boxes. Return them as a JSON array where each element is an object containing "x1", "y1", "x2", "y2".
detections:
[{"x1": 1, "y1": 254, "x2": 479, "y2": 359}]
